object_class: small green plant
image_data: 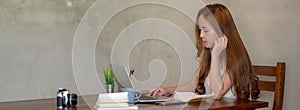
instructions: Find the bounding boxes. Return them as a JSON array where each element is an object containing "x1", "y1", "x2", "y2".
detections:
[{"x1": 103, "y1": 66, "x2": 115, "y2": 85}]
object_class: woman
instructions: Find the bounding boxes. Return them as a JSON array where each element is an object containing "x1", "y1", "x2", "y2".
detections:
[{"x1": 147, "y1": 3, "x2": 260, "y2": 100}]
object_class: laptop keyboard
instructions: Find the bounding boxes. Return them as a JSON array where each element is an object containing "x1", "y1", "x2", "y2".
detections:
[{"x1": 138, "y1": 95, "x2": 157, "y2": 100}]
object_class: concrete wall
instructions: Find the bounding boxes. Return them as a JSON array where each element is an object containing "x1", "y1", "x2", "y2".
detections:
[
  {"x1": 0, "y1": 0, "x2": 96, "y2": 101},
  {"x1": 0, "y1": 0, "x2": 299, "y2": 110}
]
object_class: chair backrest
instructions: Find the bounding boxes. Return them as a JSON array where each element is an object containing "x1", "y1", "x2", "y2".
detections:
[{"x1": 253, "y1": 62, "x2": 286, "y2": 110}]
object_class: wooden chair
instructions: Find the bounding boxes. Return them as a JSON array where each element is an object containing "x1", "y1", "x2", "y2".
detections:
[{"x1": 253, "y1": 62, "x2": 286, "y2": 110}]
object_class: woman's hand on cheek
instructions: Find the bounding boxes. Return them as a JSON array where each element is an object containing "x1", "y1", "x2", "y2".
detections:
[{"x1": 212, "y1": 35, "x2": 228, "y2": 57}]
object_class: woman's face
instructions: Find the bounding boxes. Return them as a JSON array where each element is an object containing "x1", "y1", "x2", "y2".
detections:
[{"x1": 198, "y1": 15, "x2": 220, "y2": 48}]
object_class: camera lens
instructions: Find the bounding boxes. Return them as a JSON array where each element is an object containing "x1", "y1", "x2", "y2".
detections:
[{"x1": 70, "y1": 94, "x2": 77, "y2": 106}]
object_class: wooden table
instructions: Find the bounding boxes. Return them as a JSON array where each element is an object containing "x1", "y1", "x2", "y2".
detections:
[{"x1": 0, "y1": 95, "x2": 268, "y2": 110}]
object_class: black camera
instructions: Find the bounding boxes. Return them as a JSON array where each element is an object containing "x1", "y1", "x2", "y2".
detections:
[{"x1": 57, "y1": 88, "x2": 77, "y2": 108}]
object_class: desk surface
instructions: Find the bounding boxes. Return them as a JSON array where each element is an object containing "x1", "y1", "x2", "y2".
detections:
[{"x1": 0, "y1": 95, "x2": 268, "y2": 110}]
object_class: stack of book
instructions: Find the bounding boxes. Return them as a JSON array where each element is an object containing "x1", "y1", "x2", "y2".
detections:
[{"x1": 95, "y1": 92, "x2": 138, "y2": 110}]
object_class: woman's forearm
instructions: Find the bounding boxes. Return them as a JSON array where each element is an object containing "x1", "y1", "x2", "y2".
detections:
[
  {"x1": 209, "y1": 56, "x2": 223, "y2": 95},
  {"x1": 209, "y1": 55, "x2": 232, "y2": 99}
]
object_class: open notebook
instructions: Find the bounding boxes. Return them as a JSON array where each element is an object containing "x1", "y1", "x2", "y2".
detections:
[{"x1": 173, "y1": 92, "x2": 214, "y2": 102}]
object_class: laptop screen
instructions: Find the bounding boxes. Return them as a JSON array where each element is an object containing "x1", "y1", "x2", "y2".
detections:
[{"x1": 111, "y1": 64, "x2": 134, "y2": 90}]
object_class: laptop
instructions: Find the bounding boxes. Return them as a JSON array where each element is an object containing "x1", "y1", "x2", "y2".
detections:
[{"x1": 111, "y1": 64, "x2": 168, "y2": 103}]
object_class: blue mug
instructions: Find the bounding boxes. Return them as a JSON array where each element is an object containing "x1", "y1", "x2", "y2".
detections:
[{"x1": 120, "y1": 88, "x2": 142, "y2": 104}]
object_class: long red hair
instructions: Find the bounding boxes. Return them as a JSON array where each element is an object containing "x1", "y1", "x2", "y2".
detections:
[{"x1": 194, "y1": 4, "x2": 260, "y2": 100}]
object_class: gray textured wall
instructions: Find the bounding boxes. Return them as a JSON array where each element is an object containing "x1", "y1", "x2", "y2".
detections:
[
  {"x1": 0, "y1": 0, "x2": 299, "y2": 110},
  {"x1": 0, "y1": 0, "x2": 96, "y2": 101}
]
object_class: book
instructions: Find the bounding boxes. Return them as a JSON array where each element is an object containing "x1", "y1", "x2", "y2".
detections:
[
  {"x1": 97, "y1": 92, "x2": 129, "y2": 103},
  {"x1": 173, "y1": 92, "x2": 214, "y2": 102},
  {"x1": 95, "y1": 105, "x2": 138, "y2": 110},
  {"x1": 96, "y1": 92, "x2": 138, "y2": 109},
  {"x1": 94, "y1": 105, "x2": 139, "y2": 110},
  {"x1": 97, "y1": 103, "x2": 129, "y2": 108},
  {"x1": 95, "y1": 104, "x2": 138, "y2": 110}
]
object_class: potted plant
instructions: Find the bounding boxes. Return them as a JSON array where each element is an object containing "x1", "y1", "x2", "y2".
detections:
[{"x1": 103, "y1": 66, "x2": 115, "y2": 93}]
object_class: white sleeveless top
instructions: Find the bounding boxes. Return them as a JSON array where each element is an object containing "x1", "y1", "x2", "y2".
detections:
[{"x1": 204, "y1": 61, "x2": 236, "y2": 98}]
